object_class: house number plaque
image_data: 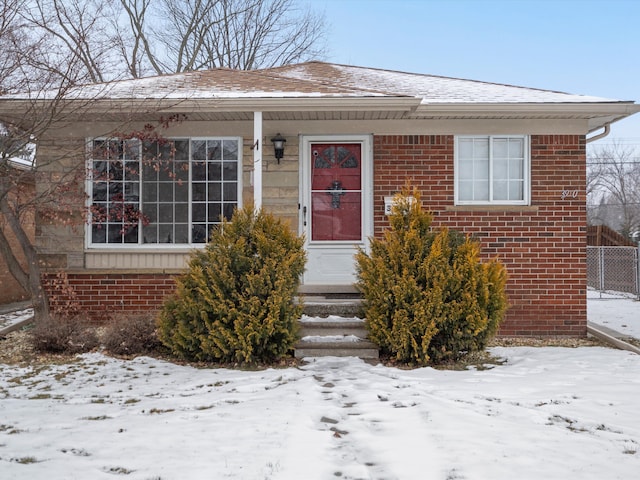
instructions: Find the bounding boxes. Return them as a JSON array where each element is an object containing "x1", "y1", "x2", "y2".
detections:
[{"x1": 561, "y1": 189, "x2": 579, "y2": 200}]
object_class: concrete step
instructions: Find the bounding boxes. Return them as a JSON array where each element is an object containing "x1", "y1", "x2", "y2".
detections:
[
  {"x1": 295, "y1": 315, "x2": 379, "y2": 360},
  {"x1": 298, "y1": 296, "x2": 364, "y2": 317},
  {"x1": 299, "y1": 316, "x2": 368, "y2": 338},
  {"x1": 294, "y1": 339, "x2": 379, "y2": 359}
]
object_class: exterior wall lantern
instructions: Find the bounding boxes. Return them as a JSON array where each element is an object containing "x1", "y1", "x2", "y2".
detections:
[{"x1": 271, "y1": 133, "x2": 286, "y2": 163}]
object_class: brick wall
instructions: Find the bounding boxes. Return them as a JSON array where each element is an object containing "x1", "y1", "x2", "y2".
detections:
[
  {"x1": 373, "y1": 134, "x2": 587, "y2": 336},
  {"x1": 42, "y1": 273, "x2": 178, "y2": 322},
  {"x1": 0, "y1": 178, "x2": 35, "y2": 305}
]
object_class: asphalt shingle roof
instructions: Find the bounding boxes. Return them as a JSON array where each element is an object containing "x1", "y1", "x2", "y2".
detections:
[{"x1": 59, "y1": 61, "x2": 623, "y2": 104}]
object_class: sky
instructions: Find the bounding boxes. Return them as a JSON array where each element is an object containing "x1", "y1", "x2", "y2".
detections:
[
  {"x1": 1, "y1": 294, "x2": 640, "y2": 479},
  {"x1": 318, "y1": 0, "x2": 640, "y2": 148}
]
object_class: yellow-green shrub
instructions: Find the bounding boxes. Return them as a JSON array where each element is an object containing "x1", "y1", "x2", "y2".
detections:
[
  {"x1": 157, "y1": 206, "x2": 306, "y2": 364},
  {"x1": 355, "y1": 187, "x2": 508, "y2": 365}
]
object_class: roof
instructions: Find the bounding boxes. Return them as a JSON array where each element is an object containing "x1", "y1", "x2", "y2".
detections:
[
  {"x1": 26, "y1": 61, "x2": 625, "y2": 104},
  {"x1": 1, "y1": 61, "x2": 638, "y2": 130}
]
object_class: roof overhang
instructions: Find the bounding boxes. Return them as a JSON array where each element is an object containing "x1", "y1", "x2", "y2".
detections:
[
  {"x1": 1, "y1": 95, "x2": 639, "y2": 132},
  {"x1": 412, "y1": 102, "x2": 640, "y2": 132}
]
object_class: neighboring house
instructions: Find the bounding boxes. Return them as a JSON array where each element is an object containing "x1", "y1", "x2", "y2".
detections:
[
  {"x1": 0, "y1": 62, "x2": 638, "y2": 335},
  {"x1": 0, "y1": 161, "x2": 35, "y2": 305}
]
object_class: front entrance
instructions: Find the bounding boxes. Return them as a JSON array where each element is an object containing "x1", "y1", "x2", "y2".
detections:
[{"x1": 300, "y1": 135, "x2": 372, "y2": 285}]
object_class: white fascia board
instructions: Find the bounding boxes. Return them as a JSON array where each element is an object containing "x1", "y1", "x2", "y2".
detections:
[{"x1": 411, "y1": 102, "x2": 640, "y2": 118}]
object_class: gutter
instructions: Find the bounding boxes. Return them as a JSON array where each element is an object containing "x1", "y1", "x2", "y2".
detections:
[{"x1": 586, "y1": 123, "x2": 611, "y2": 143}]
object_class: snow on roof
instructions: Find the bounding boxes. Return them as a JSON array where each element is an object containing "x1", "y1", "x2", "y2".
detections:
[
  {"x1": 262, "y1": 62, "x2": 622, "y2": 104},
  {"x1": 19, "y1": 61, "x2": 626, "y2": 104}
]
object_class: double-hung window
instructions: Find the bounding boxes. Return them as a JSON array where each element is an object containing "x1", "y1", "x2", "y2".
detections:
[
  {"x1": 455, "y1": 135, "x2": 529, "y2": 205},
  {"x1": 88, "y1": 137, "x2": 241, "y2": 246}
]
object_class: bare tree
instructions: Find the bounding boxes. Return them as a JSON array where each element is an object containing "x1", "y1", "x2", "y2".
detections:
[
  {"x1": 1, "y1": 0, "x2": 326, "y2": 322},
  {"x1": 587, "y1": 142, "x2": 640, "y2": 240},
  {"x1": 16, "y1": 0, "x2": 326, "y2": 83}
]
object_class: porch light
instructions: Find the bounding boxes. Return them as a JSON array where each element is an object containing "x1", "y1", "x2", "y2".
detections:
[{"x1": 271, "y1": 133, "x2": 286, "y2": 163}]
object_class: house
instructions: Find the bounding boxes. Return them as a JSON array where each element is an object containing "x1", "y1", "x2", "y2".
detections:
[{"x1": 0, "y1": 61, "x2": 638, "y2": 336}]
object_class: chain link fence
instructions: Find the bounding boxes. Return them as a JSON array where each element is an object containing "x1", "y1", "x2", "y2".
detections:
[{"x1": 587, "y1": 246, "x2": 640, "y2": 299}]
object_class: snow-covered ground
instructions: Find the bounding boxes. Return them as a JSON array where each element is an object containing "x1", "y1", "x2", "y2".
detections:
[
  {"x1": 0, "y1": 296, "x2": 639, "y2": 480},
  {"x1": 588, "y1": 289, "x2": 640, "y2": 338},
  {"x1": 0, "y1": 309, "x2": 33, "y2": 331}
]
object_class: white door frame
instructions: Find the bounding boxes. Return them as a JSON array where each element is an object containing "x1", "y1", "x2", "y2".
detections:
[{"x1": 299, "y1": 134, "x2": 373, "y2": 285}]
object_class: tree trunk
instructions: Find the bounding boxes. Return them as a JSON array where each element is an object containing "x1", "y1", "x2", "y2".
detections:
[{"x1": 0, "y1": 197, "x2": 50, "y2": 322}]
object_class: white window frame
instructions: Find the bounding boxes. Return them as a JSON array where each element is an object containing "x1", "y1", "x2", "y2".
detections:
[
  {"x1": 454, "y1": 135, "x2": 530, "y2": 206},
  {"x1": 85, "y1": 136, "x2": 243, "y2": 249}
]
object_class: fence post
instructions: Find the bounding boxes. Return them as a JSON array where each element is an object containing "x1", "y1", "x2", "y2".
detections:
[
  {"x1": 636, "y1": 242, "x2": 640, "y2": 301},
  {"x1": 599, "y1": 247, "x2": 605, "y2": 297}
]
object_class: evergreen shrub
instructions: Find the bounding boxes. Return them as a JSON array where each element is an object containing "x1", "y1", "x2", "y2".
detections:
[
  {"x1": 157, "y1": 205, "x2": 306, "y2": 364},
  {"x1": 355, "y1": 187, "x2": 508, "y2": 365}
]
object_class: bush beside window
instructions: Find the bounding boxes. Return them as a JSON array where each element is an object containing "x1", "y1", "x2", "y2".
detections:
[
  {"x1": 157, "y1": 205, "x2": 306, "y2": 364},
  {"x1": 356, "y1": 187, "x2": 508, "y2": 366}
]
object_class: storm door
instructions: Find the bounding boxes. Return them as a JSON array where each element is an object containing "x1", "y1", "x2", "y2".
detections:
[{"x1": 301, "y1": 136, "x2": 372, "y2": 285}]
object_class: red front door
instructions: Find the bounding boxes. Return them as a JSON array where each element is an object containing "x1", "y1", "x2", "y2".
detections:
[{"x1": 310, "y1": 143, "x2": 362, "y2": 241}]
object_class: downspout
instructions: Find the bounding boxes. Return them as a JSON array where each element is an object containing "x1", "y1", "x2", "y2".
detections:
[{"x1": 586, "y1": 123, "x2": 611, "y2": 143}]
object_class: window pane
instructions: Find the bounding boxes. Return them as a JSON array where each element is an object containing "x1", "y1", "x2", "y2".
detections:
[
  {"x1": 124, "y1": 139, "x2": 140, "y2": 160},
  {"x1": 223, "y1": 140, "x2": 238, "y2": 159},
  {"x1": 144, "y1": 204, "x2": 157, "y2": 223},
  {"x1": 493, "y1": 180, "x2": 508, "y2": 200},
  {"x1": 475, "y1": 181, "x2": 489, "y2": 201},
  {"x1": 509, "y1": 181, "x2": 524, "y2": 200},
  {"x1": 93, "y1": 160, "x2": 108, "y2": 180},
  {"x1": 509, "y1": 138, "x2": 524, "y2": 158},
  {"x1": 493, "y1": 158, "x2": 509, "y2": 179},
  {"x1": 458, "y1": 159, "x2": 473, "y2": 180},
  {"x1": 223, "y1": 203, "x2": 235, "y2": 221},
  {"x1": 142, "y1": 183, "x2": 157, "y2": 202},
  {"x1": 510, "y1": 158, "x2": 523, "y2": 179},
  {"x1": 175, "y1": 183, "x2": 188, "y2": 202},
  {"x1": 92, "y1": 140, "x2": 109, "y2": 159},
  {"x1": 223, "y1": 183, "x2": 237, "y2": 201},
  {"x1": 208, "y1": 162, "x2": 222, "y2": 181},
  {"x1": 192, "y1": 140, "x2": 206, "y2": 161},
  {"x1": 159, "y1": 203, "x2": 173, "y2": 222},
  {"x1": 192, "y1": 224, "x2": 207, "y2": 243},
  {"x1": 175, "y1": 224, "x2": 188, "y2": 243},
  {"x1": 208, "y1": 203, "x2": 222, "y2": 222},
  {"x1": 158, "y1": 184, "x2": 174, "y2": 202},
  {"x1": 124, "y1": 161, "x2": 139, "y2": 181},
  {"x1": 192, "y1": 161, "x2": 206, "y2": 181},
  {"x1": 457, "y1": 139, "x2": 471, "y2": 159},
  {"x1": 174, "y1": 161, "x2": 189, "y2": 182},
  {"x1": 142, "y1": 162, "x2": 158, "y2": 180},
  {"x1": 208, "y1": 183, "x2": 222, "y2": 201},
  {"x1": 474, "y1": 138, "x2": 489, "y2": 158},
  {"x1": 192, "y1": 203, "x2": 206, "y2": 222},
  {"x1": 458, "y1": 181, "x2": 473, "y2": 201},
  {"x1": 473, "y1": 158, "x2": 489, "y2": 180},
  {"x1": 493, "y1": 138, "x2": 508, "y2": 158},
  {"x1": 223, "y1": 162, "x2": 238, "y2": 181},
  {"x1": 175, "y1": 203, "x2": 188, "y2": 222},
  {"x1": 158, "y1": 224, "x2": 173, "y2": 243},
  {"x1": 193, "y1": 183, "x2": 206, "y2": 201},
  {"x1": 92, "y1": 224, "x2": 106, "y2": 243},
  {"x1": 93, "y1": 183, "x2": 107, "y2": 202},
  {"x1": 207, "y1": 140, "x2": 222, "y2": 160},
  {"x1": 174, "y1": 140, "x2": 189, "y2": 161},
  {"x1": 123, "y1": 225, "x2": 138, "y2": 243},
  {"x1": 142, "y1": 224, "x2": 157, "y2": 243}
]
